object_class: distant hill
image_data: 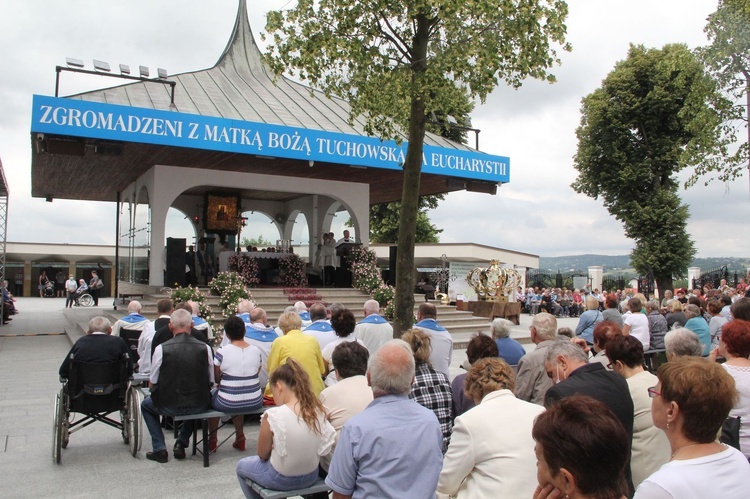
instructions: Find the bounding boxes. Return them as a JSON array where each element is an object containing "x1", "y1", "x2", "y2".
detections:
[{"x1": 538, "y1": 255, "x2": 750, "y2": 275}]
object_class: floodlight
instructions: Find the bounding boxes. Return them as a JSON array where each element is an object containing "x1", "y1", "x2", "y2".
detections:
[
  {"x1": 93, "y1": 59, "x2": 111, "y2": 72},
  {"x1": 446, "y1": 115, "x2": 458, "y2": 125},
  {"x1": 119, "y1": 64, "x2": 131, "y2": 75},
  {"x1": 139, "y1": 65, "x2": 149, "y2": 78},
  {"x1": 65, "y1": 57, "x2": 84, "y2": 68},
  {"x1": 157, "y1": 68, "x2": 168, "y2": 79}
]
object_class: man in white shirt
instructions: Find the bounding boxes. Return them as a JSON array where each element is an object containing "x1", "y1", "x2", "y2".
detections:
[
  {"x1": 137, "y1": 298, "x2": 173, "y2": 374},
  {"x1": 354, "y1": 299, "x2": 393, "y2": 354},
  {"x1": 303, "y1": 302, "x2": 337, "y2": 350},
  {"x1": 412, "y1": 302, "x2": 452, "y2": 377},
  {"x1": 112, "y1": 300, "x2": 150, "y2": 366}
]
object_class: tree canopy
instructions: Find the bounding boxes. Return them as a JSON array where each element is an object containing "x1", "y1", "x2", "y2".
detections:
[
  {"x1": 265, "y1": 0, "x2": 570, "y2": 333},
  {"x1": 366, "y1": 195, "x2": 444, "y2": 243},
  {"x1": 692, "y1": 0, "x2": 750, "y2": 186},
  {"x1": 572, "y1": 44, "x2": 730, "y2": 293}
]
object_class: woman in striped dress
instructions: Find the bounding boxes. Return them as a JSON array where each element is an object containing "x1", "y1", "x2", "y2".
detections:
[{"x1": 210, "y1": 316, "x2": 263, "y2": 451}]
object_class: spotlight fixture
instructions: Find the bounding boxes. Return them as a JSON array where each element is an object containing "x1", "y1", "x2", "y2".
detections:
[
  {"x1": 46, "y1": 195, "x2": 53, "y2": 203},
  {"x1": 139, "y1": 65, "x2": 149, "y2": 78},
  {"x1": 65, "y1": 57, "x2": 84, "y2": 68},
  {"x1": 93, "y1": 59, "x2": 111, "y2": 72},
  {"x1": 157, "y1": 68, "x2": 168, "y2": 79},
  {"x1": 119, "y1": 64, "x2": 131, "y2": 75}
]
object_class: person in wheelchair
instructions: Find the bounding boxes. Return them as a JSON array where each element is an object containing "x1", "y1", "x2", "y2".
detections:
[
  {"x1": 141, "y1": 308, "x2": 214, "y2": 463},
  {"x1": 73, "y1": 279, "x2": 88, "y2": 306},
  {"x1": 59, "y1": 316, "x2": 133, "y2": 379}
]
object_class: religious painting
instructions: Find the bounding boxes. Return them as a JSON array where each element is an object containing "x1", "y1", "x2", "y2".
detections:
[{"x1": 204, "y1": 193, "x2": 240, "y2": 234}]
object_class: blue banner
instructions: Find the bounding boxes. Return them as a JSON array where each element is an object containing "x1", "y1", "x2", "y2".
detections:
[{"x1": 31, "y1": 95, "x2": 509, "y2": 183}]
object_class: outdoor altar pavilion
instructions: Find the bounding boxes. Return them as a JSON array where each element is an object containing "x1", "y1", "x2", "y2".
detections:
[{"x1": 29, "y1": 0, "x2": 510, "y2": 288}]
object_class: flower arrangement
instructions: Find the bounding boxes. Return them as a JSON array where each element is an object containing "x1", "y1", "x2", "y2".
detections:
[
  {"x1": 228, "y1": 254, "x2": 260, "y2": 287},
  {"x1": 373, "y1": 284, "x2": 396, "y2": 320},
  {"x1": 208, "y1": 272, "x2": 254, "y2": 316},
  {"x1": 283, "y1": 287, "x2": 321, "y2": 305},
  {"x1": 279, "y1": 254, "x2": 308, "y2": 288},
  {"x1": 348, "y1": 246, "x2": 383, "y2": 293},
  {"x1": 169, "y1": 285, "x2": 218, "y2": 342}
]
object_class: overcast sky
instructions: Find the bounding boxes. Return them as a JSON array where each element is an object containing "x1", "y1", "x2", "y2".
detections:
[{"x1": 0, "y1": 0, "x2": 746, "y2": 258}]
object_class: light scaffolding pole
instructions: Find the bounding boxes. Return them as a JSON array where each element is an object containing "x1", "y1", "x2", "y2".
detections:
[{"x1": 0, "y1": 184, "x2": 8, "y2": 322}]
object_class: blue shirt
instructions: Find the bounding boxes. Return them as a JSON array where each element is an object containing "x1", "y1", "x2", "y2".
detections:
[
  {"x1": 576, "y1": 309, "x2": 603, "y2": 344},
  {"x1": 685, "y1": 317, "x2": 711, "y2": 356},
  {"x1": 326, "y1": 394, "x2": 443, "y2": 499},
  {"x1": 495, "y1": 337, "x2": 526, "y2": 366}
]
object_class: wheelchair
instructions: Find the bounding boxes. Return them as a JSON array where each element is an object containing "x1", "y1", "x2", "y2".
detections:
[{"x1": 52, "y1": 354, "x2": 142, "y2": 464}]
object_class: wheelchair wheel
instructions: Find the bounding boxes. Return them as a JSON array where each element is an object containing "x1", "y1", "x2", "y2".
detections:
[
  {"x1": 78, "y1": 294, "x2": 94, "y2": 307},
  {"x1": 52, "y1": 389, "x2": 65, "y2": 464},
  {"x1": 124, "y1": 386, "x2": 142, "y2": 456}
]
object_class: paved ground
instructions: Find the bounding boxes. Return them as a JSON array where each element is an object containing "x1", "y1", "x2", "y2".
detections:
[{"x1": 0, "y1": 297, "x2": 579, "y2": 498}]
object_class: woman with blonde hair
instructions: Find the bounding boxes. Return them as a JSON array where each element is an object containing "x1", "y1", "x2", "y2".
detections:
[
  {"x1": 236, "y1": 358, "x2": 335, "y2": 498},
  {"x1": 402, "y1": 328, "x2": 453, "y2": 452},
  {"x1": 439, "y1": 357, "x2": 544, "y2": 498},
  {"x1": 665, "y1": 300, "x2": 687, "y2": 330},
  {"x1": 575, "y1": 295, "x2": 603, "y2": 345},
  {"x1": 265, "y1": 311, "x2": 326, "y2": 398}
]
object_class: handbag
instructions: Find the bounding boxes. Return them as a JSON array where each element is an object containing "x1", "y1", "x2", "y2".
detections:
[{"x1": 719, "y1": 416, "x2": 741, "y2": 450}]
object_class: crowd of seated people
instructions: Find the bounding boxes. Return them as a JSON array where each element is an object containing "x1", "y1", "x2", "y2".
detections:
[{"x1": 68, "y1": 283, "x2": 750, "y2": 497}]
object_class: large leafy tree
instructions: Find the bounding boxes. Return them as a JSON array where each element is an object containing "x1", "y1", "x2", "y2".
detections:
[
  {"x1": 692, "y1": 0, "x2": 750, "y2": 187},
  {"x1": 265, "y1": 0, "x2": 570, "y2": 334},
  {"x1": 367, "y1": 195, "x2": 444, "y2": 243},
  {"x1": 573, "y1": 44, "x2": 730, "y2": 294}
]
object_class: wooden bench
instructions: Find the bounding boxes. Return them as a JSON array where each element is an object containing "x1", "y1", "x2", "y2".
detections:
[
  {"x1": 244, "y1": 477, "x2": 331, "y2": 499},
  {"x1": 174, "y1": 407, "x2": 269, "y2": 467}
]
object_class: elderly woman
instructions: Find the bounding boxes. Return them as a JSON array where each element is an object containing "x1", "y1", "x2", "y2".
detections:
[
  {"x1": 664, "y1": 328, "x2": 703, "y2": 361},
  {"x1": 602, "y1": 293, "x2": 624, "y2": 328},
  {"x1": 665, "y1": 300, "x2": 687, "y2": 330},
  {"x1": 660, "y1": 290, "x2": 673, "y2": 312},
  {"x1": 716, "y1": 320, "x2": 750, "y2": 459},
  {"x1": 575, "y1": 296, "x2": 603, "y2": 345},
  {"x1": 706, "y1": 299, "x2": 727, "y2": 348},
  {"x1": 634, "y1": 358, "x2": 750, "y2": 497},
  {"x1": 451, "y1": 334, "x2": 499, "y2": 419},
  {"x1": 606, "y1": 335, "x2": 670, "y2": 487},
  {"x1": 438, "y1": 358, "x2": 544, "y2": 499},
  {"x1": 622, "y1": 297, "x2": 650, "y2": 350},
  {"x1": 402, "y1": 328, "x2": 453, "y2": 453},
  {"x1": 265, "y1": 311, "x2": 326, "y2": 398},
  {"x1": 532, "y1": 395, "x2": 630, "y2": 499},
  {"x1": 683, "y1": 304, "x2": 710, "y2": 356},
  {"x1": 588, "y1": 321, "x2": 622, "y2": 368},
  {"x1": 490, "y1": 318, "x2": 525, "y2": 366},
  {"x1": 730, "y1": 297, "x2": 750, "y2": 321},
  {"x1": 645, "y1": 300, "x2": 668, "y2": 350}
]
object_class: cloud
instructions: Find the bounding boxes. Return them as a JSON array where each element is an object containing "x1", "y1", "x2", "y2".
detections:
[{"x1": 0, "y1": 0, "x2": 746, "y2": 263}]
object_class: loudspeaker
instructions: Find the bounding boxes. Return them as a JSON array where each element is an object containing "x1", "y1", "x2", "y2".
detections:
[{"x1": 166, "y1": 237, "x2": 186, "y2": 287}]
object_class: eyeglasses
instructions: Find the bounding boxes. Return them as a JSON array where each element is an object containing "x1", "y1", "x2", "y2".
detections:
[{"x1": 647, "y1": 386, "x2": 661, "y2": 398}]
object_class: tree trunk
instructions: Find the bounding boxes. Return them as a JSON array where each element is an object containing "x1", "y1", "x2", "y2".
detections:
[
  {"x1": 655, "y1": 275, "x2": 674, "y2": 301},
  {"x1": 393, "y1": 14, "x2": 430, "y2": 337}
]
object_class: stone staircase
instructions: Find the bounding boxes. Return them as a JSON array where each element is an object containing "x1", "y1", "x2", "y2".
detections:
[{"x1": 115, "y1": 286, "x2": 500, "y2": 349}]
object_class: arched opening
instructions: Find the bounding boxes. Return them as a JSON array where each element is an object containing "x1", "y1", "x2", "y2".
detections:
[{"x1": 239, "y1": 211, "x2": 279, "y2": 249}]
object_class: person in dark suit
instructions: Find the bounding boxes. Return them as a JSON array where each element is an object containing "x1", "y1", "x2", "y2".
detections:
[
  {"x1": 151, "y1": 302, "x2": 210, "y2": 359},
  {"x1": 59, "y1": 316, "x2": 133, "y2": 378},
  {"x1": 543, "y1": 340, "x2": 635, "y2": 496}
]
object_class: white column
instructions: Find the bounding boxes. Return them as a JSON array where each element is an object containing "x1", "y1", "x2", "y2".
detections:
[
  {"x1": 687, "y1": 267, "x2": 702, "y2": 290},
  {"x1": 588, "y1": 266, "x2": 603, "y2": 293}
]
